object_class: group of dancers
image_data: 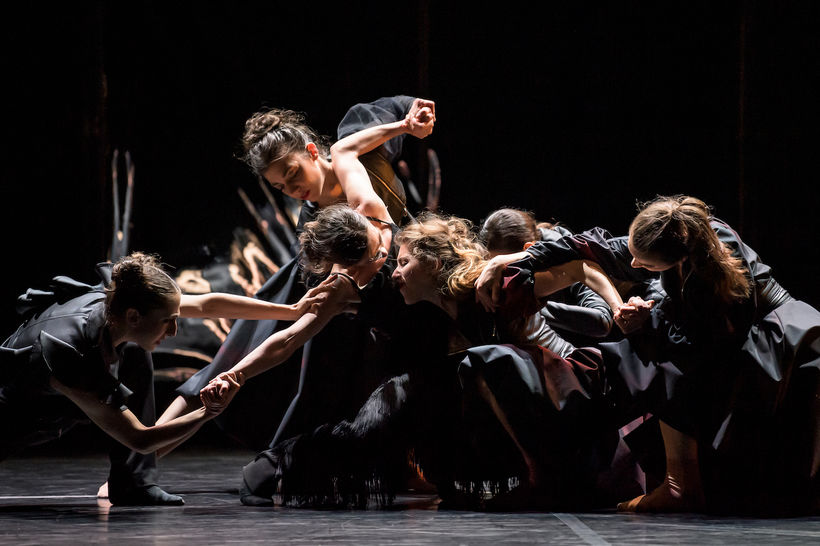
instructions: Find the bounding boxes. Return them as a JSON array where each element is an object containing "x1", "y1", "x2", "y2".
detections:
[{"x1": 1, "y1": 95, "x2": 818, "y2": 515}]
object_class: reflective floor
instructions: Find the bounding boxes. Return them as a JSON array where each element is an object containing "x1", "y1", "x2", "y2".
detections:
[{"x1": 1, "y1": 448, "x2": 818, "y2": 545}]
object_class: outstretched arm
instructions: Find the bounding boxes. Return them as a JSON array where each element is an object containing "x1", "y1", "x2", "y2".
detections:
[
  {"x1": 156, "y1": 275, "x2": 358, "y2": 457},
  {"x1": 217, "y1": 276, "x2": 359, "y2": 380},
  {"x1": 51, "y1": 372, "x2": 242, "y2": 455},
  {"x1": 179, "y1": 281, "x2": 329, "y2": 321}
]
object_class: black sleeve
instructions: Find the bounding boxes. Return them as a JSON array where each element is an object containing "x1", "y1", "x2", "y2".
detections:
[
  {"x1": 542, "y1": 282, "x2": 614, "y2": 338},
  {"x1": 519, "y1": 227, "x2": 656, "y2": 285},
  {"x1": 336, "y1": 95, "x2": 416, "y2": 163},
  {"x1": 38, "y1": 331, "x2": 131, "y2": 409}
]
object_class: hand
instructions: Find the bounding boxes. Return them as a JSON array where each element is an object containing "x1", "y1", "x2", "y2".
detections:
[
  {"x1": 200, "y1": 371, "x2": 245, "y2": 416},
  {"x1": 408, "y1": 98, "x2": 436, "y2": 122},
  {"x1": 614, "y1": 296, "x2": 654, "y2": 334},
  {"x1": 294, "y1": 276, "x2": 338, "y2": 315},
  {"x1": 320, "y1": 273, "x2": 362, "y2": 315},
  {"x1": 475, "y1": 254, "x2": 518, "y2": 312},
  {"x1": 404, "y1": 98, "x2": 436, "y2": 139}
]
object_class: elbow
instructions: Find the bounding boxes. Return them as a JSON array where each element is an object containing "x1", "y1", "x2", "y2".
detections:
[{"x1": 596, "y1": 314, "x2": 614, "y2": 337}]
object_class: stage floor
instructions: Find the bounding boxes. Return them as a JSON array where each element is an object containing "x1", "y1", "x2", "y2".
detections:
[{"x1": 1, "y1": 448, "x2": 818, "y2": 545}]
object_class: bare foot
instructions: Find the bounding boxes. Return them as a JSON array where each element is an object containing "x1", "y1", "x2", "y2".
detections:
[
  {"x1": 617, "y1": 475, "x2": 704, "y2": 513},
  {"x1": 97, "y1": 481, "x2": 109, "y2": 499}
]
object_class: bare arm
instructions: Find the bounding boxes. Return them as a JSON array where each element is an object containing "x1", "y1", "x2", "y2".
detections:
[
  {"x1": 213, "y1": 275, "x2": 360, "y2": 381},
  {"x1": 50, "y1": 375, "x2": 235, "y2": 455},
  {"x1": 533, "y1": 260, "x2": 624, "y2": 313},
  {"x1": 179, "y1": 285, "x2": 326, "y2": 321}
]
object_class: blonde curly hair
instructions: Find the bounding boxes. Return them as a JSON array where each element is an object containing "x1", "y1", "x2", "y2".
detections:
[{"x1": 396, "y1": 212, "x2": 488, "y2": 300}]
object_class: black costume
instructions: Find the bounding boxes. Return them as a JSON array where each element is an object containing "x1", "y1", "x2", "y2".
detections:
[
  {"x1": 519, "y1": 218, "x2": 820, "y2": 515},
  {"x1": 0, "y1": 264, "x2": 172, "y2": 504},
  {"x1": 240, "y1": 267, "x2": 640, "y2": 510},
  {"x1": 177, "y1": 96, "x2": 421, "y2": 449}
]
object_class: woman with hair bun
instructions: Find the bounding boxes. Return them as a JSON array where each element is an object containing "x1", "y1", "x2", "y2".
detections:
[
  {"x1": 476, "y1": 195, "x2": 820, "y2": 516},
  {"x1": 0, "y1": 252, "x2": 327, "y2": 506}
]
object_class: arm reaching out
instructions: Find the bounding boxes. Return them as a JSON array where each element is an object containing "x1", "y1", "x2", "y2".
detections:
[
  {"x1": 179, "y1": 281, "x2": 332, "y2": 321},
  {"x1": 208, "y1": 274, "x2": 360, "y2": 381},
  {"x1": 51, "y1": 374, "x2": 238, "y2": 455}
]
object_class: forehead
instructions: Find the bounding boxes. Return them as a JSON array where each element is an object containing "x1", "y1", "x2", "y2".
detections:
[{"x1": 263, "y1": 156, "x2": 298, "y2": 178}]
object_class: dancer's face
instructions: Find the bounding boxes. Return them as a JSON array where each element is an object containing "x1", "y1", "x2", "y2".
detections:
[
  {"x1": 126, "y1": 294, "x2": 180, "y2": 351},
  {"x1": 392, "y1": 244, "x2": 440, "y2": 305},
  {"x1": 262, "y1": 144, "x2": 324, "y2": 202},
  {"x1": 628, "y1": 236, "x2": 680, "y2": 272},
  {"x1": 347, "y1": 222, "x2": 389, "y2": 282}
]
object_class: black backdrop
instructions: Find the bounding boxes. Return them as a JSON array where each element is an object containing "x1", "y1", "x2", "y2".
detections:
[{"x1": 2, "y1": 2, "x2": 818, "y2": 337}]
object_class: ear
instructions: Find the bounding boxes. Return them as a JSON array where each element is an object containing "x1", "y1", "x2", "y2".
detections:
[
  {"x1": 125, "y1": 308, "x2": 142, "y2": 328},
  {"x1": 305, "y1": 142, "x2": 319, "y2": 160},
  {"x1": 523, "y1": 241, "x2": 535, "y2": 250}
]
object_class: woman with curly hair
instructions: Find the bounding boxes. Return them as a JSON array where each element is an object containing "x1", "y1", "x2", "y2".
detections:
[{"x1": 476, "y1": 195, "x2": 820, "y2": 515}]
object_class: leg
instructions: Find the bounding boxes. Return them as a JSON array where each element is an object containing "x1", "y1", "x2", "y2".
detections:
[
  {"x1": 474, "y1": 372, "x2": 542, "y2": 488},
  {"x1": 617, "y1": 420, "x2": 705, "y2": 512},
  {"x1": 106, "y1": 343, "x2": 183, "y2": 506}
]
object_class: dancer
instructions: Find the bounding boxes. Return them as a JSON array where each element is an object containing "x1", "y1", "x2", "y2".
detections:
[
  {"x1": 0, "y1": 252, "x2": 322, "y2": 505},
  {"x1": 242, "y1": 95, "x2": 435, "y2": 230},
  {"x1": 475, "y1": 195, "x2": 820, "y2": 515},
  {"x1": 480, "y1": 207, "x2": 616, "y2": 354}
]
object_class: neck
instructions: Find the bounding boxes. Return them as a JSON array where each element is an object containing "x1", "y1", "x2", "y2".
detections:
[
  {"x1": 104, "y1": 322, "x2": 128, "y2": 362},
  {"x1": 316, "y1": 159, "x2": 344, "y2": 207},
  {"x1": 436, "y1": 295, "x2": 459, "y2": 320}
]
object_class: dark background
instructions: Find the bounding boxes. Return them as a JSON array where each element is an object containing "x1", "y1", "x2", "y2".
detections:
[{"x1": 2, "y1": 1, "x2": 818, "y2": 338}]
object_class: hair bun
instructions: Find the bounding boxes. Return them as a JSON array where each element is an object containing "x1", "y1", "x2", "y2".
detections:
[
  {"x1": 112, "y1": 252, "x2": 160, "y2": 283},
  {"x1": 242, "y1": 108, "x2": 306, "y2": 151}
]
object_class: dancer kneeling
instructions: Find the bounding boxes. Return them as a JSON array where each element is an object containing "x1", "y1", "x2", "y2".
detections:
[{"x1": 0, "y1": 252, "x2": 323, "y2": 505}]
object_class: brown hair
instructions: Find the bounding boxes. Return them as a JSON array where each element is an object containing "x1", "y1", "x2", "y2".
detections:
[
  {"x1": 629, "y1": 195, "x2": 751, "y2": 303},
  {"x1": 479, "y1": 208, "x2": 539, "y2": 254},
  {"x1": 298, "y1": 204, "x2": 370, "y2": 276},
  {"x1": 106, "y1": 252, "x2": 180, "y2": 318},
  {"x1": 241, "y1": 108, "x2": 330, "y2": 177},
  {"x1": 396, "y1": 212, "x2": 488, "y2": 300}
]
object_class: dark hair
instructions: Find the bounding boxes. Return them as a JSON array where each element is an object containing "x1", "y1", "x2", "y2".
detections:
[
  {"x1": 298, "y1": 204, "x2": 370, "y2": 276},
  {"x1": 241, "y1": 108, "x2": 330, "y2": 177},
  {"x1": 630, "y1": 195, "x2": 751, "y2": 303},
  {"x1": 479, "y1": 208, "x2": 539, "y2": 254},
  {"x1": 106, "y1": 252, "x2": 180, "y2": 318}
]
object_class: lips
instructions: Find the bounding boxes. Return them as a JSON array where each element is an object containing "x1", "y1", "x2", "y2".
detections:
[{"x1": 300, "y1": 190, "x2": 310, "y2": 200}]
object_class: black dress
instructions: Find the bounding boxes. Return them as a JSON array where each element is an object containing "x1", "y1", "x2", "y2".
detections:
[
  {"x1": 176, "y1": 96, "x2": 420, "y2": 449},
  {"x1": 0, "y1": 264, "x2": 161, "y2": 497},
  {"x1": 520, "y1": 218, "x2": 820, "y2": 515}
]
